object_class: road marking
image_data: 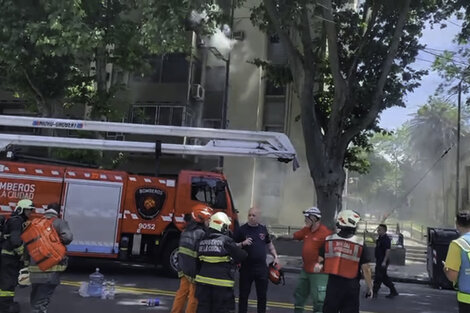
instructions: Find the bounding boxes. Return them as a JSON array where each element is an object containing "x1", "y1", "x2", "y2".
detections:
[{"x1": 61, "y1": 280, "x2": 376, "y2": 312}]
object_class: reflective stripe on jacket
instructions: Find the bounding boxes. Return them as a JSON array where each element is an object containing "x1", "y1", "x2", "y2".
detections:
[
  {"x1": 0, "y1": 290, "x2": 14, "y2": 297},
  {"x1": 29, "y1": 264, "x2": 67, "y2": 273},
  {"x1": 195, "y1": 231, "x2": 245, "y2": 288},
  {"x1": 324, "y1": 233, "x2": 364, "y2": 279},
  {"x1": 455, "y1": 233, "x2": 470, "y2": 303},
  {"x1": 177, "y1": 222, "x2": 206, "y2": 279},
  {"x1": 2, "y1": 215, "x2": 26, "y2": 255}
]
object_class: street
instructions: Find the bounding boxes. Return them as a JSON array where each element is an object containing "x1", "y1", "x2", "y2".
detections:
[{"x1": 12, "y1": 258, "x2": 458, "y2": 313}]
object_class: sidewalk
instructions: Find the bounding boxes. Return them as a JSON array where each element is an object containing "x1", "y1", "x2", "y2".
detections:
[{"x1": 278, "y1": 255, "x2": 429, "y2": 284}]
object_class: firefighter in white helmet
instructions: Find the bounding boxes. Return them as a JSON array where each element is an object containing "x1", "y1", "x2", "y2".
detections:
[
  {"x1": 0, "y1": 199, "x2": 35, "y2": 313},
  {"x1": 195, "y1": 212, "x2": 247, "y2": 313},
  {"x1": 321, "y1": 210, "x2": 373, "y2": 313}
]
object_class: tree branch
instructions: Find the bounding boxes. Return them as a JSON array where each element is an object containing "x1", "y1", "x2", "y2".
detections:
[
  {"x1": 263, "y1": 0, "x2": 304, "y2": 91},
  {"x1": 299, "y1": 1, "x2": 315, "y2": 71},
  {"x1": 346, "y1": 0, "x2": 379, "y2": 80},
  {"x1": 340, "y1": 0, "x2": 412, "y2": 149},
  {"x1": 321, "y1": 0, "x2": 347, "y2": 148},
  {"x1": 22, "y1": 68, "x2": 50, "y2": 116},
  {"x1": 321, "y1": 0, "x2": 345, "y2": 90}
]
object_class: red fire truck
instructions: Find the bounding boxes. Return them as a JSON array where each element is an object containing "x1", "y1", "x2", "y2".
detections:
[{"x1": 0, "y1": 115, "x2": 297, "y2": 275}]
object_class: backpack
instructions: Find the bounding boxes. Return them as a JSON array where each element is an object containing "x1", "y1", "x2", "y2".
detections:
[{"x1": 21, "y1": 217, "x2": 66, "y2": 271}]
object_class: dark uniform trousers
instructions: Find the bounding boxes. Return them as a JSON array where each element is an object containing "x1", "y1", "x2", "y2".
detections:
[
  {"x1": 0, "y1": 254, "x2": 21, "y2": 313},
  {"x1": 238, "y1": 265, "x2": 268, "y2": 313},
  {"x1": 30, "y1": 283, "x2": 58, "y2": 313},
  {"x1": 195, "y1": 284, "x2": 235, "y2": 313},
  {"x1": 373, "y1": 264, "x2": 396, "y2": 295},
  {"x1": 323, "y1": 276, "x2": 360, "y2": 313}
]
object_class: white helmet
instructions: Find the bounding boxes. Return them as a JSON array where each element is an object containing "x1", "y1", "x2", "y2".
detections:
[
  {"x1": 303, "y1": 207, "x2": 321, "y2": 219},
  {"x1": 336, "y1": 210, "x2": 361, "y2": 228},
  {"x1": 15, "y1": 199, "x2": 35, "y2": 215},
  {"x1": 209, "y1": 212, "x2": 232, "y2": 232}
]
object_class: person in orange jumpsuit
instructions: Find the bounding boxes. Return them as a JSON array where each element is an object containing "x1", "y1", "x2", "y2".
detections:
[{"x1": 170, "y1": 204, "x2": 212, "y2": 313}]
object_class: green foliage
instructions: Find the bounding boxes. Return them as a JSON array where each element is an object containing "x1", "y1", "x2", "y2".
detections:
[
  {"x1": 248, "y1": 0, "x2": 435, "y2": 169},
  {"x1": 0, "y1": 0, "x2": 221, "y2": 119},
  {"x1": 408, "y1": 98, "x2": 464, "y2": 165},
  {"x1": 51, "y1": 148, "x2": 101, "y2": 166},
  {"x1": 431, "y1": 2, "x2": 470, "y2": 104}
]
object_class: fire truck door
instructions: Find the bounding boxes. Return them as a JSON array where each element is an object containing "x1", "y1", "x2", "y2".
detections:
[{"x1": 63, "y1": 180, "x2": 123, "y2": 255}]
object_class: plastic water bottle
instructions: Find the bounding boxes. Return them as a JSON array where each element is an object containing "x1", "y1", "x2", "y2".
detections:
[
  {"x1": 108, "y1": 280, "x2": 115, "y2": 299},
  {"x1": 78, "y1": 282, "x2": 89, "y2": 297},
  {"x1": 87, "y1": 268, "x2": 104, "y2": 297},
  {"x1": 100, "y1": 281, "x2": 108, "y2": 299},
  {"x1": 141, "y1": 298, "x2": 159, "y2": 306}
]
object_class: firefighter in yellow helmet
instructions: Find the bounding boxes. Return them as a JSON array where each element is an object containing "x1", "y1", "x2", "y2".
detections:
[
  {"x1": 321, "y1": 210, "x2": 373, "y2": 313},
  {"x1": 0, "y1": 199, "x2": 35, "y2": 313},
  {"x1": 195, "y1": 212, "x2": 247, "y2": 313}
]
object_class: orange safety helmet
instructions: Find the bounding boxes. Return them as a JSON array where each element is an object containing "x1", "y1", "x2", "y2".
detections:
[
  {"x1": 268, "y1": 262, "x2": 285, "y2": 285},
  {"x1": 191, "y1": 204, "x2": 213, "y2": 223}
]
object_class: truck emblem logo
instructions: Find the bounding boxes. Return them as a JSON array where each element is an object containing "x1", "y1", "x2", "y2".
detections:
[{"x1": 135, "y1": 187, "x2": 166, "y2": 220}]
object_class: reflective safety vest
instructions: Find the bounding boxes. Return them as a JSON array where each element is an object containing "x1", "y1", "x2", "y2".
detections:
[
  {"x1": 195, "y1": 232, "x2": 235, "y2": 288},
  {"x1": 454, "y1": 233, "x2": 470, "y2": 304},
  {"x1": 324, "y1": 233, "x2": 364, "y2": 279}
]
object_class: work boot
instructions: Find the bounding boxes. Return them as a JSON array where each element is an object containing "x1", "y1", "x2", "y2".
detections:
[
  {"x1": 385, "y1": 291, "x2": 399, "y2": 299},
  {"x1": 7, "y1": 302, "x2": 20, "y2": 313}
]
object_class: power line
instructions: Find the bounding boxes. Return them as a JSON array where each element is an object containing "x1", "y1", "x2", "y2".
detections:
[
  {"x1": 381, "y1": 144, "x2": 454, "y2": 223},
  {"x1": 447, "y1": 20, "x2": 463, "y2": 28},
  {"x1": 421, "y1": 49, "x2": 470, "y2": 67},
  {"x1": 415, "y1": 57, "x2": 434, "y2": 64}
]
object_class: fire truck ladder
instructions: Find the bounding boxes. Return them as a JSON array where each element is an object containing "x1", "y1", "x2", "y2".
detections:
[{"x1": 0, "y1": 115, "x2": 298, "y2": 169}]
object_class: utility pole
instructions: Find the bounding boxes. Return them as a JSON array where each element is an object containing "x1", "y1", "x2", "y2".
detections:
[{"x1": 456, "y1": 80, "x2": 462, "y2": 216}]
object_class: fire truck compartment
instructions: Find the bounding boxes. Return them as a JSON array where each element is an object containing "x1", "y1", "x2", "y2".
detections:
[{"x1": 63, "y1": 179, "x2": 123, "y2": 254}]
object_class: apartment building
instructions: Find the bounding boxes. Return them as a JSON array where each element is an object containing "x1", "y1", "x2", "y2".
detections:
[{"x1": 0, "y1": 0, "x2": 341, "y2": 225}]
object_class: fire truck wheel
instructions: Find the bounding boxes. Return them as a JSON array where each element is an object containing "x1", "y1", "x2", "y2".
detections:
[{"x1": 162, "y1": 239, "x2": 179, "y2": 277}]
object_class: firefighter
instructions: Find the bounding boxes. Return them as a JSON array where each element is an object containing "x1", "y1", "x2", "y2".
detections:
[
  {"x1": 28, "y1": 202, "x2": 73, "y2": 313},
  {"x1": 0, "y1": 215, "x2": 5, "y2": 267},
  {"x1": 0, "y1": 199, "x2": 35, "y2": 313},
  {"x1": 171, "y1": 204, "x2": 213, "y2": 313},
  {"x1": 322, "y1": 210, "x2": 373, "y2": 313},
  {"x1": 195, "y1": 212, "x2": 247, "y2": 313}
]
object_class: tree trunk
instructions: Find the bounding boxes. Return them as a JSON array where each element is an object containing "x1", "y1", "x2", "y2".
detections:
[{"x1": 314, "y1": 165, "x2": 346, "y2": 229}]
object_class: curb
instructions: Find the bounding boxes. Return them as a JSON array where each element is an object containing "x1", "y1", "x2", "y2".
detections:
[{"x1": 281, "y1": 266, "x2": 430, "y2": 285}]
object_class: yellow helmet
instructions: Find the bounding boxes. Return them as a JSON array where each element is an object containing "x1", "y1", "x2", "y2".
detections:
[
  {"x1": 209, "y1": 212, "x2": 231, "y2": 232},
  {"x1": 15, "y1": 199, "x2": 35, "y2": 215}
]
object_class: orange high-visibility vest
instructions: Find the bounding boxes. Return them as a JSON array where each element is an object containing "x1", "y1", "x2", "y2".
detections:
[{"x1": 323, "y1": 234, "x2": 364, "y2": 279}]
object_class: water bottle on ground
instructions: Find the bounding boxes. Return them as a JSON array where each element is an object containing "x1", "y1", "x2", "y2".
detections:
[
  {"x1": 101, "y1": 281, "x2": 108, "y2": 299},
  {"x1": 78, "y1": 282, "x2": 89, "y2": 297},
  {"x1": 108, "y1": 280, "x2": 115, "y2": 299},
  {"x1": 87, "y1": 268, "x2": 104, "y2": 297},
  {"x1": 141, "y1": 298, "x2": 160, "y2": 306}
]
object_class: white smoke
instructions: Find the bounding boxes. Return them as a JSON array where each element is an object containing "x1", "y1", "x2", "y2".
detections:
[
  {"x1": 189, "y1": 10, "x2": 208, "y2": 24},
  {"x1": 207, "y1": 26, "x2": 237, "y2": 58}
]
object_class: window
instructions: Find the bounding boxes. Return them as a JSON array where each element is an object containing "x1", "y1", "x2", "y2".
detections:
[
  {"x1": 131, "y1": 104, "x2": 188, "y2": 126},
  {"x1": 132, "y1": 106, "x2": 157, "y2": 124},
  {"x1": 202, "y1": 119, "x2": 222, "y2": 129},
  {"x1": 265, "y1": 80, "x2": 285, "y2": 96},
  {"x1": 132, "y1": 53, "x2": 189, "y2": 83},
  {"x1": 191, "y1": 177, "x2": 227, "y2": 210},
  {"x1": 263, "y1": 97, "x2": 286, "y2": 132},
  {"x1": 161, "y1": 53, "x2": 189, "y2": 83}
]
